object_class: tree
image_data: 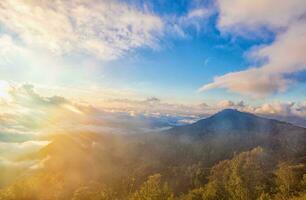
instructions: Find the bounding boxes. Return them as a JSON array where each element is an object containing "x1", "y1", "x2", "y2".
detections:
[
  {"x1": 274, "y1": 163, "x2": 300, "y2": 197},
  {"x1": 179, "y1": 187, "x2": 205, "y2": 200},
  {"x1": 257, "y1": 192, "x2": 271, "y2": 200},
  {"x1": 71, "y1": 182, "x2": 116, "y2": 200},
  {"x1": 129, "y1": 174, "x2": 174, "y2": 200},
  {"x1": 183, "y1": 147, "x2": 272, "y2": 200}
]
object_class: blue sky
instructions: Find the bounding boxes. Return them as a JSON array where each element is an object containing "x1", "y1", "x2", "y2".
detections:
[
  {"x1": 78, "y1": 0, "x2": 304, "y2": 105},
  {"x1": 0, "y1": 0, "x2": 305, "y2": 120}
]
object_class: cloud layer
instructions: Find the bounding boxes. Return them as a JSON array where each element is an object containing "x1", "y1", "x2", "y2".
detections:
[{"x1": 1, "y1": 82, "x2": 306, "y2": 139}]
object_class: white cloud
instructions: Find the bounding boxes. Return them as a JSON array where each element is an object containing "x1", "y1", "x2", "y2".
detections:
[
  {"x1": 0, "y1": 82, "x2": 86, "y2": 136},
  {"x1": 187, "y1": 8, "x2": 212, "y2": 19},
  {"x1": 199, "y1": 0, "x2": 306, "y2": 98},
  {"x1": 0, "y1": 82, "x2": 201, "y2": 136},
  {"x1": 247, "y1": 102, "x2": 306, "y2": 127},
  {"x1": 259, "y1": 103, "x2": 293, "y2": 115},
  {"x1": 167, "y1": 4, "x2": 215, "y2": 38},
  {"x1": 0, "y1": 0, "x2": 163, "y2": 60},
  {"x1": 0, "y1": 35, "x2": 27, "y2": 64},
  {"x1": 0, "y1": 140, "x2": 50, "y2": 159},
  {"x1": 2, "y1": 81, "x2": 306, "y2": 140},
  {"x1": 182, "y1": 7, "x2": 214, "y2": 33},
  {"x1": 217, "y1": 0, "x2": 306, "y2": 33},
  {"x1": 217, "y1": 100, "x2": 245, "y2": 109},
  {"x1": 0, "y1": 156, "x2": 38, "y2": 168}
]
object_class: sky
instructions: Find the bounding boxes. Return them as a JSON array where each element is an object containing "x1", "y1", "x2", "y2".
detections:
[{"x1": 0, "y1": 0, "x2": 306, "y2": 145}]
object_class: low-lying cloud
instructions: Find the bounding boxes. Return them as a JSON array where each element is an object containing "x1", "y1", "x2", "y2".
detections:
[
  {"x1": 2, "y1": 82, "x2": 306, "y2": 141},
  {"x1": 0, "y1": 140, "x2": 50, "y2": 159}
]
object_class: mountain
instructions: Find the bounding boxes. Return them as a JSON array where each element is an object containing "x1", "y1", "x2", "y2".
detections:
[
  {"x1": 167, "y1": 109, "x2": 306, "y2": 136},
  {"x1": 1, "y1": 109, "x2": 306, "y2": 199},
  {"x1": 166, "y1": 109, "x2": 306, "y2": 161}
]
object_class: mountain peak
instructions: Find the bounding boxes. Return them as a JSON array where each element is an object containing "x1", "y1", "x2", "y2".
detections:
[
  {"x1": 206, "y1": 109, "x2": 257, "y2": 122},
  {"x1": 167, "y1": 109, "x2": 287, "y2": 136},
  {"x1": 214, "y1": 108, "x2": 241, "y2": 116},
  {"x1": 218, "y1": 108, "x2": 238, "y2": 113}
]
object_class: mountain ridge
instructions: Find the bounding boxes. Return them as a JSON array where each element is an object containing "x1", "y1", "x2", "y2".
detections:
[{"x1": 166, "y1": 108, "x2": 306, "y2": 137}]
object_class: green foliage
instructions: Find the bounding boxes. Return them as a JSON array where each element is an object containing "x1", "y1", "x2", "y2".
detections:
[
  {"x1": 200, "y1": 147, "x2": 271, "y2": 200},
  {"x1": 274, "y1": 163, "x2": 304, "y2": 198},
  {"x1": 302, "y1": 174, "x2": 306, "y2": 188},
  {"x1": 181, "y1": 147, "x2": 272, "y2": 200},
  {"x1": 129, "y1": 174, "x2": 174, "y2": 200},
  {"x1": 71, "y1": 183, "x2": 116, "y2": 200},
  {"x1": 179, "y1": 187, "x2": 205, "y2": 200},
  {"x1": 0, "y1": 172, "x2": 66, "y2": 200},
  {"x1": 257, "y1": 192, "x2": 272, "y2": 200}
]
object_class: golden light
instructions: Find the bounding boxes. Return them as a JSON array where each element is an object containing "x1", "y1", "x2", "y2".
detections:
[
  {"x1": 63, "y1": 104, "x2": 83, "y2": 115},
  {"x1": 0, "y1": 80, "x2": 11, "y2": 101}
]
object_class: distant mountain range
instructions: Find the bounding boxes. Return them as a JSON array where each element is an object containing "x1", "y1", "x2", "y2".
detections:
[{"x1": 167, "y1": 108, "x2": 306, "y2": 136}]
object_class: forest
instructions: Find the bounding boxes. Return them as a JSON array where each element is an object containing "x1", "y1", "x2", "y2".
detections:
[{"x1": 0, "y1": 129, "x2": 305, "y2": 200}]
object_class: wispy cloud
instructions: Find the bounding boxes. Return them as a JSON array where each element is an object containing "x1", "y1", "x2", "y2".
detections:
[
  {"x1": 0, "y1": 0, "x2": 163, "y2": 60},
  {"x1": 167, "y1": 4, "x2": 215, "y2": 38}
]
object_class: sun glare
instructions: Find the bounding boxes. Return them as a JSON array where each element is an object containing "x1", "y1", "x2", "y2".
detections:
[{"x1": 0, "y1": 80, "x2": 10, "y2": 101}]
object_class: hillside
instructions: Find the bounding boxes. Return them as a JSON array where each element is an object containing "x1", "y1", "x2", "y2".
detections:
[
  {"x1": 0, "y1": 109, "x2": 305, "y2": 200},
  {"x1": 167, "y1": 109, "x2": 306, "y2": 160}
]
